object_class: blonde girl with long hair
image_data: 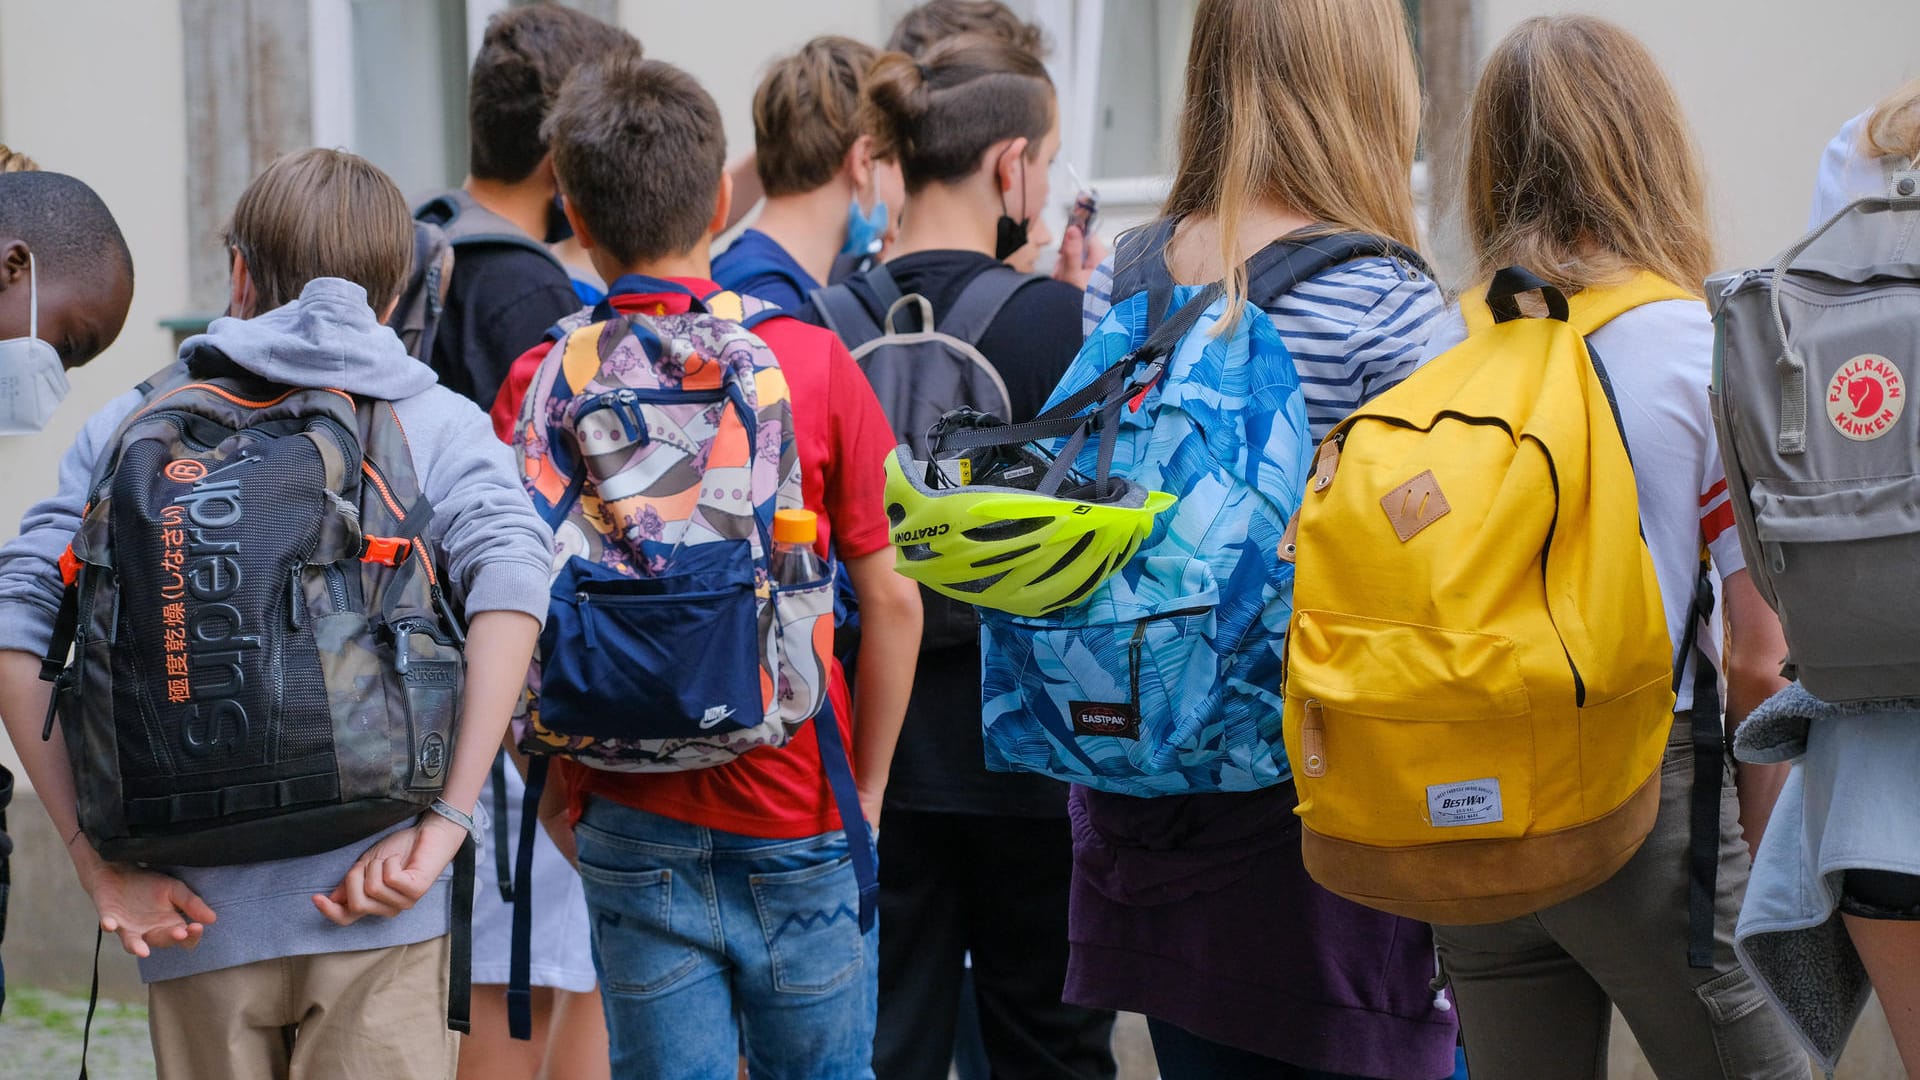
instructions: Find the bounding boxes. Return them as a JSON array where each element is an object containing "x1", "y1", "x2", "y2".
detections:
[
  {"x1": 1068, "y1": 1, "x2": 1457, "y2": 1076},
  {"x1": 1422, "y1": 17, "x2": 1804, "y2": 1079}
]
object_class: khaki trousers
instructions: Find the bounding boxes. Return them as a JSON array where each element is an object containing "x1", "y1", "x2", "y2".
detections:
[
  {"x1": 147, "y1": 936, "x2": 458, "y2": 1080},
  {"x1": 1433, "y1": 719, "x2": 1805, "y2": 1080}
]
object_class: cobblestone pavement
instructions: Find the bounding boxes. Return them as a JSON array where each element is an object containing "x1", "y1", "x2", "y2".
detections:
[{"x1": 1, "y1": 988, "x2": 154, "y2": 1080}]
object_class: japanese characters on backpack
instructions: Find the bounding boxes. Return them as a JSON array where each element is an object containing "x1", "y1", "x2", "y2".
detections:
[{"x1": 947, "y1": 223, "x2": 1424, "y2": 796}]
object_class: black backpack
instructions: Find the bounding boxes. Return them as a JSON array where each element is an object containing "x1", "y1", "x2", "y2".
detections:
[
  {"x1": 810, "y1": 265, "x2": 1039, "y2": 651},
  {"x1": 40, "y1": 352, "x2": 476, "y2": 1028},
  {"x1": 392, "y1": 190, "x2": 570, "y2": 364}
]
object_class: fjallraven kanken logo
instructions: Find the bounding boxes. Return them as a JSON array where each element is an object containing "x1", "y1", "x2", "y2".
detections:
[
  {"x1": 1824, "y1": 354, "x2": 1904, "y2": 440},
  {"x1": 1283, "y1": 269, "x2": 1694, "y2": 925}
]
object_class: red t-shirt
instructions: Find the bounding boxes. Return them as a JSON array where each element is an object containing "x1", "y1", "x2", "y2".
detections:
[{"x1": 493, "y1": 278, "x2": 897, "y2": 838}]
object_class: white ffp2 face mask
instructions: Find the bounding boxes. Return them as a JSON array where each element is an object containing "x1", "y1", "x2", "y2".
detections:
[{"x1": 0, "y1": 253, "x2": 72, "y2": 435}]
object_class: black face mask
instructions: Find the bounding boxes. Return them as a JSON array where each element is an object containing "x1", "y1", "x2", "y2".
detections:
[
  {"x1": 545, "y1": 194, "x2": 573, "y2": 245},
  {"x1": 994, "y1": 214, "x2": 1030, "y2": 261},
  {"x1": 994, "y1": 156, "x2": 1029, "y2": 261}
]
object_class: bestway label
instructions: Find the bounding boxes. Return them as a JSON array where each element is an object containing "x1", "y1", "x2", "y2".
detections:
[{"x1": 1427, "y1": 778, "x2": 1504, "y2": 828}]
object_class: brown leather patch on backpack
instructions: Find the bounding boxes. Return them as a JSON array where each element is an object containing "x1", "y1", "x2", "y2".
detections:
[{"x1": 1380, "y1": 470, "x2": 1451, "y2": 542}]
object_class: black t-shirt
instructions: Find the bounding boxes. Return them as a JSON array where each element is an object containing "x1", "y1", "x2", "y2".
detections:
[
  {"x1": 430, "y1": 244, "x2": 581, "y2": 410},
  {"x1": 804, "y1": 250, "x2": 1085, "y2": 818}
]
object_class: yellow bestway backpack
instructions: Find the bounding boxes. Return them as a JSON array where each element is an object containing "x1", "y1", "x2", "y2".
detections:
[{"x1": 1281, "y1": 268, "x2": 1695, "y2": 924}]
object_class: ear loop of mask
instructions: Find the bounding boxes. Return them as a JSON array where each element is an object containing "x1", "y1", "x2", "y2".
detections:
[{"x1": 26, "y1": 251, "x2": 37, "y2": 341}]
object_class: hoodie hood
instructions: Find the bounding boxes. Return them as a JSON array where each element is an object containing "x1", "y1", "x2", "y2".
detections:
[{"x1": 180, "y1": 278, "x2": 438, "y2": 401}]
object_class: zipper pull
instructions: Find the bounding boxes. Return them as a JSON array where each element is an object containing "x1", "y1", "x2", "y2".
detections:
[
  {"x1": 578, "y1": 593, "x2": 600, "y2": 651},
  {"x1": 1311, "y1": 436, "x2": 1343, "y2": 493},
  {"x1": 1301, "y1": 699, "x2": 1327, "y2": 778}
]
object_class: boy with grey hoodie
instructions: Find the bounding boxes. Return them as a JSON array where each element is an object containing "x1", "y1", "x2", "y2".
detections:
[{"x1": 0, "y1": 148, "x2": 552, "y2": 1079}]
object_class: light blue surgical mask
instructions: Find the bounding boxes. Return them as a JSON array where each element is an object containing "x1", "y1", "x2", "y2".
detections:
[
  {"x1": 842, "y1": 196, "x2": 889, "y2": 258},
  {"x1": 0, "y1": 253, "x2": 71, "y2": 436}
]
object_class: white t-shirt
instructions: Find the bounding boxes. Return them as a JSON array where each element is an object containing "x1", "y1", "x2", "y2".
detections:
[
  {"x1": 1419, "y1": 298, "x2": 1744, "y2": 710},
  {"x1": 1810, "y1": 109, "x2": 1896, "y2": 227}
]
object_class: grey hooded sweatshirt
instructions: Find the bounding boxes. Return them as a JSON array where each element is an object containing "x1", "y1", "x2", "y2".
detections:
[{"x1": 0, "y1": 278, "x2": 553, "y2": 982}]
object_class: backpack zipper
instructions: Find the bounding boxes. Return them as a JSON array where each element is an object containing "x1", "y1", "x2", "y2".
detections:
[
  {"x1": 1128, "y1": 606, "x2": 1212, "y2": 704},
  {"x1": 323, "y1": 565, "x2": 351, "y2": 615}
]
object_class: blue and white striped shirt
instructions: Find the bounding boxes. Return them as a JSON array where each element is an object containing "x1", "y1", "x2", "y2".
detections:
[{"x1": 1082, "y1": 254, "x2": 1443, "y2": 441}]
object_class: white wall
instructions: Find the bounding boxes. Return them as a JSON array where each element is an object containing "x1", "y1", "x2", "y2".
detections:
[
  {"x1": 0, "y1": 0, "x2": 192, "y2": 780},
  {"x1": 620, "y1": 0, "x2": 892, "y2": 161},
  {"x1": 1470, "y1": 0, "x2": 1920, "y2": 274}
]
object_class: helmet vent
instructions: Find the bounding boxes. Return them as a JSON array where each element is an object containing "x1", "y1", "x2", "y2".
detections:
[
  {"x1": 946, "y1": 569, "x2": 1012, "y2": 595},
  {"x1": 971, "y1": 544, "x2": 1042, "y2": 569},
  {"x1": 962, "y1": 517, "x2": 1048, "y2": 542},
  {"x1": 901, "y1": 543, "x2": 939, "y2": 562},
  {"x1": 1029, "y1": 531, "x2": 1096, "y2": 585}
]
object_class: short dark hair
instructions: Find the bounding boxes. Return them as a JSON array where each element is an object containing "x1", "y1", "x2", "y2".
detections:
[
  {"x1": 545, "y1": 56, "x2": 726, "y2": 266},
  {"x1": 754, "y1": 37, "x2": 879, "y2": 198},
  {"x1": 0, "y1": 170, "x2": 133, "y2": 285},
  {"x1": 226, "y1": 149, "x2": 412, "y2": 313},
  {"x1": 887, "y1": 0, "x2": 1049, "y2": 59},
  {"x1": 862, "y1": 35, "x2": 1054, "y2": 193},
  {"x1": 467, "y1": 5, "x2": 641, "y2": 183}
]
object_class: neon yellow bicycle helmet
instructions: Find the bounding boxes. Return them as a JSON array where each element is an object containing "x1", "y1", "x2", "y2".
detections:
[{"x1": 883, "y1": 413, "x2": 1175, "y2": 617}]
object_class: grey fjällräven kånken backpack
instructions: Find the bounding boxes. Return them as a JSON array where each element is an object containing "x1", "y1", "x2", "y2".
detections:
[
  {"x1": 1710, "y1": 166, "x2": 1920, "y2": 701},
  {"x1": 810, "y1": 264, "x2": 1040, "y2": 650}
]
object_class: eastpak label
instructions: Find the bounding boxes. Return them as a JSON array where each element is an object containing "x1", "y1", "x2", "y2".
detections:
[
  {"x1": 1071, "y1": 700, "x2": 1140, "y2": 740},
  {"x1": 1426, "y1": 778, "x2": 1504, "y2": 828}
]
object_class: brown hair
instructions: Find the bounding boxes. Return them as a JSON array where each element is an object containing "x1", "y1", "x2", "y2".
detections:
[
  {"x1": 1163, "y1": 0, "x2": 1422, "y2": 320},
  {"x1": 545, "y1": 55, "x2": 726, "y2": 266},
  {"x1": 861, "y1": 35, "x2": 1053, "y2": 194},
  {"x1": 1865, "y1": 78, "x2": 1920, "y2": 163},
  {"x1": 467, "y1": 4, "x2": 641, "y2": 183},
  {"x1": 753, "y1": 36, "x2": 879, "y2": 198},
  {"x1": 1461, "y1": 16, "x2": 1712, "y2": 295},
  {"x1": 226, "y1": 148, "x2": 412, "y2": 314},
  {"x1": 0, "y1": 144, "x2": 38, "y2": 173},
  {"x1": 886, "y1": 0, "x2": 1047, "y2": 60}
]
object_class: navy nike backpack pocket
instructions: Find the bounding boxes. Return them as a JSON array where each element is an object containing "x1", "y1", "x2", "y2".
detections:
[{"x1": 539, "y1": 542, "x2": 762, "y2": 740}]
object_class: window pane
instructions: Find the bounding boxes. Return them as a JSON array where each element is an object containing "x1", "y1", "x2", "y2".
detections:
[
  {"x1": 350, "y1": 0, "x2": 469, "y2": 194},
  {"x1": 1090, "y1": 0, "x2": 1196, "y2": 180}
]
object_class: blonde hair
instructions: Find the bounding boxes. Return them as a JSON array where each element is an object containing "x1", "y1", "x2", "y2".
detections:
[
  {"x1": 753, "y1": 36, "x2": 880, "y2": 197},
  {"x1": 1864, "y1": 78, "x2": 1920, "y2": 163},
  {"x1": 1163, "y1": 0, "x2": 1421, "y2": 319},
  {"x1": 0, "y1": 144, "x2": 38, "y2": 173},
  {"x1": 1461, "y1": 16, "x2": 1712, "y2": 296},
  {"x1": 225, "y1": 148, "x2": 412, "y2": 314}
]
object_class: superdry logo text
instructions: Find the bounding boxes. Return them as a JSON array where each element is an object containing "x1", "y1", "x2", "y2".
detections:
[{"x1": 167, "y1": 455, "x2": 265, "y2": 757}]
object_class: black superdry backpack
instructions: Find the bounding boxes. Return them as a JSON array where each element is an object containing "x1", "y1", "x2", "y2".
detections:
[{"x1": 40, "y1": 350, "x2": 477, "y2": 1028}]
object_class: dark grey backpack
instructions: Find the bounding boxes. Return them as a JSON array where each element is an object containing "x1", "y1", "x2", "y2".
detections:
[
  {"x1": 810, "y1": 265, "x2": 1039, "y2": 649},
  {"x1": 392, "y1": 190, "x2": 568, "y2": 364},
  {"x1": 1709, "y1": 167, "x2": 1920, "y2": 701}
]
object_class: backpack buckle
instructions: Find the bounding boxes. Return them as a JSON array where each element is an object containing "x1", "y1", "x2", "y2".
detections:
[{"x1": 360, "y1": 536, "x2": 413, "y2": 567}]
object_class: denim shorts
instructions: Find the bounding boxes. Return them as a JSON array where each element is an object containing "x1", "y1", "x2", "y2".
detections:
[{"x1": 574, "y1": 798, "x2": 878, "y2": 1080}]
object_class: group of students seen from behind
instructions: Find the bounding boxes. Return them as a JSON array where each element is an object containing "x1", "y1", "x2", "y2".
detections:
[{"x1": 0, "y1": 1, "x2": 1917, "y2": 1079}]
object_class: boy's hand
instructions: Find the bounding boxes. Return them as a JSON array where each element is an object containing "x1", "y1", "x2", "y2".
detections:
[
  {"x1": 313, "y1": 813, "x2": 468, "y2": 926},
  {"x1": 1051, "y1": 224, "x2": 1108, "y2": 291},
  {"x1": 86, "y1": 863, "x2": 216, "y2": 958}
]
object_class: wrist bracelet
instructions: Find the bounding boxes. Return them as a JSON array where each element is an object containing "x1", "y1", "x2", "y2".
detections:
[{"x1": 427, "y1": 798, "x2": 480, "y2": 843}]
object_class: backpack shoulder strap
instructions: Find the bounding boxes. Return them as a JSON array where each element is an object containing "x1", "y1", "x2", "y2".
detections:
[
  {"x1": 414, "y1": 190, "x2": 564, "y2": 273},
  {"x1": 1461, "y1": 270, "x2": 1695, "y2": 337},
  {"x1": 808, "y1": 281, "x2": 885, "y2": 352},
  {"x1": 936, "y1": 265, "x2": 1044, "y2": 346},
  {"x1": 1243, "y1": 232, "x2": 1431, "y2": 311},
  {"x1": 1109, "y1": 219, "x2": 1181, "y2": 327}
]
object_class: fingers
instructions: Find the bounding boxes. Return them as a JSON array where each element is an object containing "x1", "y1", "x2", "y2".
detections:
[
  {"x1": 313, "y1": 889, "x2": 354, "y2": 927},
  {"x1": 100, "y1": 915, "x2": 151, "y2": 959},
  {"x1": 361, "y1": 854, "x2": 412, "y2": 912},
  {"x1": 167, "y1": 881, "x2": 218, "y2": 926}
]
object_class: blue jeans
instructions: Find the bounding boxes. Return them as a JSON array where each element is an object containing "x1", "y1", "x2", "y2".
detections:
[{"x1": 575, "y1": 798, "x2": 878, "y2": 1080}]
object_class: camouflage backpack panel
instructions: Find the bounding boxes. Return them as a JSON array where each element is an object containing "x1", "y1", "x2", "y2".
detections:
[
  {"x1": 57, "y1": 370, "x2": 461, "y2": 866},
  {"x1": 512, "y1": 291, "x2": 832, "y2": 771}
]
